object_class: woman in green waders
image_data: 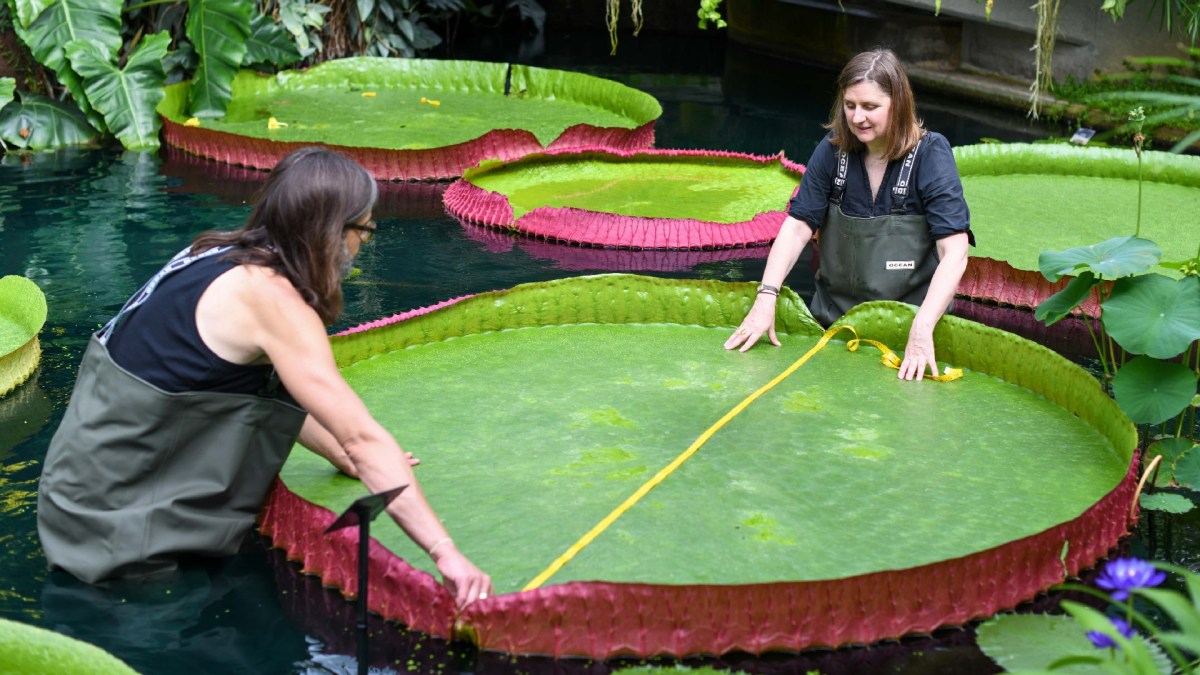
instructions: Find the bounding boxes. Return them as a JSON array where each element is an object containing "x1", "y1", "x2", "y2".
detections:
[
  {"x1": 37, "y1": 147, "x2": 492, "y2": 608},
  {"x1": 724, "y1": 48, "x2": 973, "y2": 381}
]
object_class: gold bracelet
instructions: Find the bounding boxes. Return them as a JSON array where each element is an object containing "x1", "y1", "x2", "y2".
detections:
[{"x1": 427, "y1": 537, "x2": 453, "y2": 556}]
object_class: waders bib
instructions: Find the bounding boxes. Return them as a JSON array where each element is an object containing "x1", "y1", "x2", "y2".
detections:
[
  {"x1": 809, "y1": 138, "x2": 940, "y2": 327},
  {"x1": 38, "y1": 247, "x2": 307, "y2": 583}
]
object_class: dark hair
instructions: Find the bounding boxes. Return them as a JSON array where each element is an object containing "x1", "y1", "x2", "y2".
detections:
[
  {"x1": 825, "y1": 49, "x2": 924, "y2": 160},
  {"x1": 192, "y1": 147, "x2": 378, "y2": 325}
]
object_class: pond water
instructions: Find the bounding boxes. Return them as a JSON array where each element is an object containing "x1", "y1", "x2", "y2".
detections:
[{"x1": 1, "y1": 27, "x2": 1197, "y2": 675}]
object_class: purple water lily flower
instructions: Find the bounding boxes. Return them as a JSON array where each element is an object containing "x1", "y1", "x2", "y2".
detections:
[
  {"x1": 1095, "y1": 557, "x2": 1166, "y2": 601},
  {"x1": 1086, "y1": 616, "x2": 1136, "y2": 649}
]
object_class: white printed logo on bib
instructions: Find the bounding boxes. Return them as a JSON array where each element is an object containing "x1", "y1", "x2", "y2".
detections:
[{"x1": 886, "y1": 261, "x2": 916, "y2": 270}]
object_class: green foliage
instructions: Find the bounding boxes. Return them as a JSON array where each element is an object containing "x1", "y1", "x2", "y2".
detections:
[
  {"x1": 1147, "y1": 436, "x2": 1200, "y2": 488},
  {"x1": 0, "y1": 78, "x2": 13, "y2": 110},
  {"x1": 1140, "y1": 492, "x2": 1194, "y2": 513},
  {"x1": 1037, "y1": 236, "x2": 1162, "y2": 283},
  {"x1": 243, "y1": 13, "x2": 302, "y2": 68},
  {"x1": 0, "y1": 617, "x2": 139, "y2": 674},
  {"x1": 979, "y1": 562, "x2": 1200, "y2": 674},
  {"x1": 1103, "y1": 274, "x2": 1200, "y2": 359},
  {"x1": 186, "y1": 0, "x2": 251, "y2": 118},
  {"x1": 0, "y1": 92, "x2": 99, "y2": 149},
  {"x1": 697, "y1": 0, "x2": 725, "y2": 29},
  {"x1": 1110, "y1": 356, "x2": 1197, "y2": 424},
  {"x1": 65, "y1": 32, "x2": 170, "y2": 150}
]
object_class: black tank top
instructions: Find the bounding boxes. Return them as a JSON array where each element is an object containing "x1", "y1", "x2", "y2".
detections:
[{"x1": 107, "y1": 254, "x2": 279, "y2": 395}]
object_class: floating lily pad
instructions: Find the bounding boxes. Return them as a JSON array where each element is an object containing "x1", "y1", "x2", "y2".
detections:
[
  {"x1": 157, "y1": 57, "x2": 662, "y2": 181},
  {"x1": 0, "y1": 617, "x2": 138, "y2": 675},
  {"x1": 261, "y1": 274, "x2": 1136, "y2": 659},
  {"x1": 444, "y1": 148, "x2": 804, "y2": 249},
  {"x1": 0, "y1": 275, "x2": 47, "y2": 397},
  {"x1": 954, "y1": 143, "x2": 1200, "y2": 311}
]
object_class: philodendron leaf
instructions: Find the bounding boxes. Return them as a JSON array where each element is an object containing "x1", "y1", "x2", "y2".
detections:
[
  {"x1": 1174, "y1": 444, "x2": 1200, "y2": 488},
  {"x1": 0, "y1": 92, "x2": 99, "y2": 149},
  {"x1": 10, "y1": 0, "x2": 122, "y2": 133},
  {"x1": 1038, "y1": 235, "x2": 1161, "y2": 282},
  {"x1": 1141, "y1": 492, "x2": 1196, "y2": 513},
  {"x1": 1102, "y1": 274, "x2": 1200, "y2": 359},
  {"x1": 1111, "y1": 356, "x2": 1198, "y2": 424},
  {"x1": 243, "y1": 13, "x2": 301, "y2": 68},
  {"x1": 186, "y1": 0, "x2": 251, "y2": 117},
  {"x1": 11, "y1": 0, "x2": 53, "y2": 28},
  {"x1": 0, "y1": 78, "x2": 14, "y2": 111},
  {"x1": 975, "y1": 613, "x2": 1102, "y2": 673},
  {"x1": 65, "y1": 32, "x2": 169, "y2": 151},
  {"x1": 1034, "y1": 270, "x2": 1100, "y2": 326}
]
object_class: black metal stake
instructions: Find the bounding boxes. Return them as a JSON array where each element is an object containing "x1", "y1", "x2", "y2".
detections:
[{"x1": 325, "y1": 485, "x2": 408, "y2": 675}]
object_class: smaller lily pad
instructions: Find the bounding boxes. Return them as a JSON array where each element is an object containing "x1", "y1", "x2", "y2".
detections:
[
  {"x1": 976, "y1": 613, "x2": 1100, "y2": 673},
  {"x1": 1102, "y1": 274, "x2": 1200, "y2": 359},
  {"x1": 1141, "y1": 492, "x2": 1195, "y2": 513}
]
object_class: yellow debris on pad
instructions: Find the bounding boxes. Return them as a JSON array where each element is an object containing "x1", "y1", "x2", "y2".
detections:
[
  {"x1": 268, "y1": 117, "x2": 289, "y2": 129},
  {"x1": 183, "y1": 117, "x2": 200, "y2": 127}
]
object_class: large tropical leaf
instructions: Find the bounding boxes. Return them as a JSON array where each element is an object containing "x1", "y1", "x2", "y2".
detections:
[
  {"x1": 9, "y1": 0, "x2": 53, "y2": 29},
  {"x1": 0, "y1": 78, "x2": 14, "y2": 111},
  {"x1": 9, "y1": 0, "x2": 122, "y2": 132},
  {"x1": 0, "y1": 92, "x2": 99, "y2": 149},
  {"x1": 1038, "y1": 235, "x2": 1162, "y2": 282},
  {"x1": 1111, "y1": 356, "x2": 1199, "y2": 424},
  {"x1": 65, "y1": 32, "x2": 169, "y2": 151},
  {"x1": 243, "y1": 13, "x2": 301, "y2": 68},
  {"x1": 1102, "y1": 274, "x2": 1200, "y2": 359},
  {"x1": 185, "y1": 0, "x2": 250, "y2": 117}
]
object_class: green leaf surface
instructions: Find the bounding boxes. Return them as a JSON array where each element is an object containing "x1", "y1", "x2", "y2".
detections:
[
  {"x1": 1059, "y1": 602, "x2": 1169, "y2": 675},
  {"x1": 243, "y1": 13, "x2": 301, "y2": 68},
  {"x1": 975, "y1": 613, "x2": 1103, "y2": 674},
  {"x1": 956, "y1": 143, "x2": 1197, "y2": 276},
  {"x1": 185, "y1": 0, "x2": 251, "y2": 117},
  {"x1": 280, "y1": 276, "x2": 1131, "y2": 592},
  {"x1": 11, "y1": 0, "x2": 53, "y2": 28},
  {"x1": 1174, "y1": 444, "x2": 1200, "y2": 488},
  {"x1": 1033, "y1": 270, "x2": 1100, "y2": 325},
  {"x1": 10, "y1": 0, "x2": 122, "y2": 132},
  {"x1": 1111, "y1": 357, "x2": 1198, "y2": 424},
  {"x1": 65, "y1": 32, "x2": 169, "y2": 150},
  {"x1": 1101, "y1": 274, "x2": 1200, "y2": 359},
  {"x1": 0, "y1": 78, "x2": 14, "y2": 111},
  {"x1": 1037, "y1": 236, "x2": 1162, "y2": 282},
  {"x1": 1140, "y1": 492, "x2": 1195, "y2": 513},
  {"x1": 1137, "y1": 587, "x2": 1200, "y2": 636},
  {"x1": 0, "y1": 276, "x2": 46, "y2": 355},
  {"x1": 0, "y1": 92, "x2": 99, "y2": 150},
  {"x1": 0, "y1": 617, "x2": 138, "y2": 674},
  {"x1": 1148, "y1": 437, "x2": 1198, "y2": 487},
  {"x1": 158, "y1": 57, "x2": 661, "y2": 148},
  {"x1": 463, "y1": 153, "x2": 801, "y2": 222}
]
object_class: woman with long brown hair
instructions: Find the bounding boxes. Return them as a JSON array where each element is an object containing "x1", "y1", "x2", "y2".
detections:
[
  {"x1": 38, "y1": 147, "x2": 491, "y2": 607},
  {"x1": 725, "y1": 48, "x2": 974, "y2": 381}
]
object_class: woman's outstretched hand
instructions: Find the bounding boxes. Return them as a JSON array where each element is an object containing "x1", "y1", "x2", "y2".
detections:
[
  {"x1": 899, "y1": 321, "x2": 938, "y2": 381},
  {"x1": 432, "y1": 542, "x2": 493, "y2": 609},
  {"x1": 724, "y1": 294, "x2": 781, "y2": 352}
]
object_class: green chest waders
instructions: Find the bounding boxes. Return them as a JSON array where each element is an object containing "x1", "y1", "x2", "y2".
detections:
[
  {"x1": 37, "y1": 247, "x2": 307, "y2": 583},
  {"x1": 808, "y1": 139, "x2": 941, "y2": 328}
]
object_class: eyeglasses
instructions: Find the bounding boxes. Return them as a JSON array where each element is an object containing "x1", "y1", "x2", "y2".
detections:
[{"x1": 345, "y1": 220, "x2": 376, "y2": 244}]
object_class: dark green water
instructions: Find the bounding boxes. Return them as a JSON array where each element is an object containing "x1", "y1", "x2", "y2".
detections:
[{"x1": 2, "y1": 29, "x2": 1197, "y2": 675}]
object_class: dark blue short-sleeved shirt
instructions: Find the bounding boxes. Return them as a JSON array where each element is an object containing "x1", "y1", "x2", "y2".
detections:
[{"x1": 787, "y1": 131, "x2": 975, "y2": 245}]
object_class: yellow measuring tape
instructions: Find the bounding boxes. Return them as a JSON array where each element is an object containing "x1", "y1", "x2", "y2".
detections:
[{"x1": 521, "y1": 324, "x2": 962, "y2": 591}]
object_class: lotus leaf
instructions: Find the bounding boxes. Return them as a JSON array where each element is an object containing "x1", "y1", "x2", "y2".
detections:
[
  {"x1": 1148, "y1": 437, "x2": 1198, "y2": 488},
  {"x1": 1111, "y1": 356, "x2": 1198, "y2": 424},
  {"x1": 1175, "y1": 444, "x2": 1200, "y2": 489},
  {"x1": 976, "y1": 613, "x2": 1101, "y2": 673},
  {"x1": 1037, "y1": 236, "x2": 1162, "y2": 282},
  {"x1": 1140, "y1": 492, "x2": 1195, "y2": 513},
  {"x1": 1034, "y1": 270, "x2": 1100, "y2": 326},
  {"x1": 1102, "y1": 274, "x2": 1200, "y2": 359},
  {"x1": 280, "y1": 275, "x2": 1130, "y2": 589}
]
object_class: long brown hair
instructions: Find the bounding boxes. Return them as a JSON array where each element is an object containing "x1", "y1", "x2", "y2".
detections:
[
  {"x1": 191, "y1": 147, "x2": 378, "y2": 325},
  {"x1": 825, "y1": 49, "x2": 924, "y2": 160}
]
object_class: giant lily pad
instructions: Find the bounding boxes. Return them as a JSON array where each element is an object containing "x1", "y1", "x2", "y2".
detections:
[
  {"x1": 157, "y1": 57, "x2": 662, "y2": 181},
  {"x1": 954, "y1": 143, "x2": 1200, "y2": 311},
  {"x1": 260, "y1": 274, "x2": 1136, "y2": 659},
  {"x1": 444, "y1": 148, "x2": 803, "y2": 249},
  {"x1": 0, "y1": 275, "x2": 47, "y2": 397},
  {"x1": 0, "y1": 617, "x2": 138, "y2": 675}
]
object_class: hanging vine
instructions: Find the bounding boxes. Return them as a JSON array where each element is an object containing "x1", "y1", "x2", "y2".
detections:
[
  {"x1": 1029, "y1": 0, "x2": 1062, "y2": 118},
  {"x1": 607, "y1": 0, "x2": 645, "y2": 54}
]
